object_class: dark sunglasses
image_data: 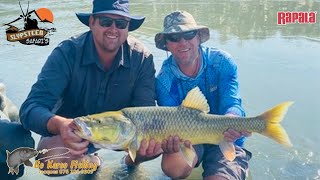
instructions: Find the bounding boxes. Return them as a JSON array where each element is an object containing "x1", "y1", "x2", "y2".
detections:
[
  {"x1": 94, "y1": 16, "x2": 129, "y2": 29},
  {"x1": 165, "y1": 30, "x2": 198, "y2": 42}
]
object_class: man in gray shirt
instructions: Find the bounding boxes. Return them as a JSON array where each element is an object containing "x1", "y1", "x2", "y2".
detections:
[{"x1": 20, "y1": 0, "x2": 160, "y2": 172}]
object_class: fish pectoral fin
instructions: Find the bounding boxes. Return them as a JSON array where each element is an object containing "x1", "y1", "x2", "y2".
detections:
[
  {"x1": 128, "y1": 136, "x2": 140, "y2": 162},
  {"x1": 179, "y1": 143, "x2": 196, "y2": 167},
  {"x1": 219, "y1": 141, "x2": 236, "y2": 161},
  {"x1": 24, "y1": 159, "x2": 33, "y2": 167},
  {"x1": 128, "y1": 147, "x2": 137, "y2": 163}
]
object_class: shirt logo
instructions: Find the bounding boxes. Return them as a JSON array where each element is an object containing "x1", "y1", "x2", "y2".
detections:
[
  {"x1": 209, "y1": 85, "x2": 217, "y2": 92},
  {"x1": 3, "y1": 1, "x2": 56, "y2": 46},
  {"x1": 277, "y1": 11, "x2": 317, "y2": 25},
  {"x1": 112, "y1": 0, "x2": 129, "y2": 12}
]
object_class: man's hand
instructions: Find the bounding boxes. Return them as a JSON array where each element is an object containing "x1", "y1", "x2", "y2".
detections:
[
  {"x1": 224, "y1": 113, "x2": 252, "y2": 142},
  {"x1": 162, "y1": 135, "x2": 192, "y2": 154},
  {"x1": 47, "y1": 115, "x2": 89, "y2": 156},
  {"x1": 138, "y1": 139, "x2": 162, "y2": 157},
  {"x1": 223, "y1": 128, "x2": 252, "y2": 142},
  {"x1": 125, "y1": 138, "x2": 162, "y2": 166},
  {"x1": 161, "y1": 135, "x2": 197, "y2": 177}
]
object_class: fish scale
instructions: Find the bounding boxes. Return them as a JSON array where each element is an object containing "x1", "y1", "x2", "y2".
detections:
[{"x1": 122, "y1": 107, "x2": 263, "y2": 145}]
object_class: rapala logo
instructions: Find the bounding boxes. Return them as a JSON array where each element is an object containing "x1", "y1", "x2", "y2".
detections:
[{"x1": 277, "y1": 11, "x2": 317, "y2": 25}]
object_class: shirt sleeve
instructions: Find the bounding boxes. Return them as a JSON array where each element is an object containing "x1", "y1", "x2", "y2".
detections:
[
  {"x1": 0, "y1": 121, "x2": 35, "y2": 157},
  {"x1": 218, "y1": 56, "x2": 245, "y2": 117},
  {"x1": 19, "y1": 43, "x2": 73, "y2": 136},
  {"x1": 217, "y1": 54, "x2": 246, "y2": 146},
  {"x1": 131, "y1": 54, "x2": 156, "y2": 107}
]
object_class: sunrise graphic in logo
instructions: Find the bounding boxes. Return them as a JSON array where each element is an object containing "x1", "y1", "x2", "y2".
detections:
[{"x1": 35, "y1": 8, "x2": 54, "y2": 23}]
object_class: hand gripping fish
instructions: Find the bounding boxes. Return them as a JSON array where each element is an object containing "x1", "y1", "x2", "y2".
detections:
[{"x1": 74, "y1": 87, "x2": 293, "y2": 166}]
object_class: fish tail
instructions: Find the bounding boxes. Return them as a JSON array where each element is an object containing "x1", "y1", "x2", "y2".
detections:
[{"x1": 260, "y1": 101, "x2": 293, "y2": 147}]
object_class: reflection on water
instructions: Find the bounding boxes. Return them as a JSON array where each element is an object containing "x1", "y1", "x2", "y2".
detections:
[
  {"x1": 0, "y1": 0, "x2": 319, "y2": 179},
  {"x1": 78, "y1": 159, "x2": 169, "y2": 180},
  {"x1": 134, "y1": 0, "x2": 320, "y2": 42}
]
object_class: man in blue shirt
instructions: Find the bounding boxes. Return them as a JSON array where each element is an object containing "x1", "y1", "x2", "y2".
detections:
[
  {"x1": 155, "y1": 11, "x2": 252, "y2": 179},
  {"x1": 20, "y1": 0, "x2": 160, "y2": 171}
]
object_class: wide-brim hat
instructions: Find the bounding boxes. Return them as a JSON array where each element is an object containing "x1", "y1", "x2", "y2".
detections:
[
  {"x1": 76, "y1": 0, "x2": 145, "y2": 31},
  {"x1": 155, "y1": 11, "x2": 209, "y2": 51}
]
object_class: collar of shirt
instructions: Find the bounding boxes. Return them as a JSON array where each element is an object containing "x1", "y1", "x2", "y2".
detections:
[
  {"x1": 169, "y1": 47, "x2": 206, "y2": 81},
  {"x1": 81, "y1": 31, "x2": 131, "y2": 71}
]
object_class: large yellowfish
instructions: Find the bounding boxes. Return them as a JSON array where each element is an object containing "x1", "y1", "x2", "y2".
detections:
[{"x1": 74, "y1": 87, "x2": 293, "y2": 166}]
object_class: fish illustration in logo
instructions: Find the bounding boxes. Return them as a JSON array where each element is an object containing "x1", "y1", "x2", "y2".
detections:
[{"x1": 6, "y1": 147, "x2": 39, "y2": 175}]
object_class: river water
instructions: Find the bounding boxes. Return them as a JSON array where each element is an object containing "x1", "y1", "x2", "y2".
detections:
[{"x1": 0, "y1": 0, "x2": 319, "y2": 179}]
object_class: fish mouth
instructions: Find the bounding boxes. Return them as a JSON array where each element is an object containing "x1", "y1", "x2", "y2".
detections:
[{"x1": 73, "y1": 118, "x2": 92, "y2": 137}]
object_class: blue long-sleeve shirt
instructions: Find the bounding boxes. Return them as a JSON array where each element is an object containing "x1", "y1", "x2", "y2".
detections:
[
  {"x1": 156, "y1": 46, "x2": 246, "y2": 146},
  {"x1": 20, "y1": 31, "x2": 156, "y2": 137}
]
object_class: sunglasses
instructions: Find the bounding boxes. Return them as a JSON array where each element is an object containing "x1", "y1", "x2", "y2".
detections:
[
  {"x1": 95, "y1": 16, "x2": 129, "y2": 29},
  {"x1": 165, "y1": 30, "x2": 198, "y2": 42}
]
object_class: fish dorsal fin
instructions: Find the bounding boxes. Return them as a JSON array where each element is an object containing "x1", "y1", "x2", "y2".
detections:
[
  {"x1": 181, "y1": 87, "x2": 209, "y2": 113},
  {"x1": 6, "y1": 150, "x2": 11, "y2": 160}
]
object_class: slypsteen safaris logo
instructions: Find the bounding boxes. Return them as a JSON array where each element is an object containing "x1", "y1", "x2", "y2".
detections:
[{"x1": 3, "y1": 2, "x2": 56, "y2": 46}]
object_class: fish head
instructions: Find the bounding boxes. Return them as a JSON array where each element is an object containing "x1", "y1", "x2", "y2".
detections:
[
  {"x1": 73, "y1": 111, "x2": 136, "y2": 150},
  {"x1": 20, "y1": 148, "x2": 38, "y2": 157}
]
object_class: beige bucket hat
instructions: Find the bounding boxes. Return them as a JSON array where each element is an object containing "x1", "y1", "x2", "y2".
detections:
[{"x1": 155, "y1": 11, "x2": 209, "y2": 51}]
